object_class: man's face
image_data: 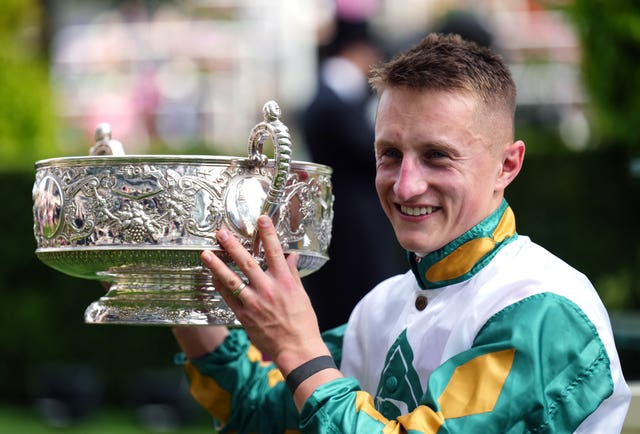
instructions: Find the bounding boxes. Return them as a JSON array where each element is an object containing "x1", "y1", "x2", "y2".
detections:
[{"x1": 374, "y1": 87, "x2": 512, "y2": 255}]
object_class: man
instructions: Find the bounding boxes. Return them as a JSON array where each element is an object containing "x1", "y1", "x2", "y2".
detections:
[{"x1": 173, "y1": 34, "x2": 630, "y2": 433}]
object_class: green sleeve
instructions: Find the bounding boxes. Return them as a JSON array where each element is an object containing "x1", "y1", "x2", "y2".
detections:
[
  {"x1": 179, "y1": 325, "x2": 346, "y2": 434},
  {"x1": 300, "y1": 293, "x2": 613, "y2": 433},
  {"x1": 423, "y1": 292, "x2": 613, "y2": 433}
]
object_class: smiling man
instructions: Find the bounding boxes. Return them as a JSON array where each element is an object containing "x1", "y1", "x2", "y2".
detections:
[
  {"x1": 173, "y1": 33, "x2": 630, "y2": 433},
  {"x1": 373, "y1": 87, "x2": 517, "y2": 255}
]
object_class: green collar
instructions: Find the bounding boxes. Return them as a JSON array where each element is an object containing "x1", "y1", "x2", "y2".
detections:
[{"x1": 408, "y1": 200, "x2": 518, "y2": 290}]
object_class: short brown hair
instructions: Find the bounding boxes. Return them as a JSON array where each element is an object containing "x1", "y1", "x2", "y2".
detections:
[{"x1": 369, "y1": 33, "x2": 516, "y2": 117}]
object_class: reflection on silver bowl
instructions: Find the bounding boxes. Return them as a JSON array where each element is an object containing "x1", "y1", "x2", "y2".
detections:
[{"x1": 33, "y1": 101, "x2": 333, "y2": 326}]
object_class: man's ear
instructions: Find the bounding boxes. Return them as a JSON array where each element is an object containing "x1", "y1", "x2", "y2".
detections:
[{"x1": 495, "y1": 140, "x2": 525, "y2": 192}]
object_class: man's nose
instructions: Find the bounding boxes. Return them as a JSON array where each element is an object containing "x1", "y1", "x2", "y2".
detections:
[{"x1": 393, "y1": 158, "x2": 428, "y2": 201}]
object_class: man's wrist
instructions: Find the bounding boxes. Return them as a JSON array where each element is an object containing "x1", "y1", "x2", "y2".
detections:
[{"x1": 285, "y1": 355, "x2": 337, "y2": 394}]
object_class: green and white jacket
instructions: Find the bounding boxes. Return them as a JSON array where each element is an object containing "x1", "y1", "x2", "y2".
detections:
[{"x1": 178, "y1": 200, "x2": 630, "y2": 433}]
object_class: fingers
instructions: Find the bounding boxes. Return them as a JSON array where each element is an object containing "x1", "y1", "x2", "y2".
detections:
[
  {"x1": 256, "y1": 215, "x2": 289, "y2": 275},
  {"x1": 201, "y1": 215, "x2": 295, "y2": 303},
  {"x1": 286, "y1": 252, "x2": 302, "y2": 285},
  {"x1": 201, "y1": 250, "x2": 248, "y2": 308},
  {"x1": 214, "y1": 226, "x2": 265, "y2": 286},
  {"x1": 215, "y1": 215, "x2": 288, "y2": 281}
]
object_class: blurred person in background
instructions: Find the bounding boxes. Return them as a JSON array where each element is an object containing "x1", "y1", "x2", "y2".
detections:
[
  {"x1": 172, "y1": 33, "x2": 630, "y2": 433},
  {"x1": 431, "y1": 10, "x2": 494, "y2": 49},
  {"x1": 301, "y1": 18, "x2": 405, "y2": 331}
]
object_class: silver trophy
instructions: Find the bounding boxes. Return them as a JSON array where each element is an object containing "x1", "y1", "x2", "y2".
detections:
[{"x1": 33, "y1": 101, "x2": 333, "y2": 326}]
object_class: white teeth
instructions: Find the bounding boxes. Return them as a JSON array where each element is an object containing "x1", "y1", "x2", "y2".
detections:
[{"x1": 401, "y1": 205, "x2": 435, "y2": 216}]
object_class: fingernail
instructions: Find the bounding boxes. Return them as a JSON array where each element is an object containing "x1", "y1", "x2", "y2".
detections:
[
  {"x1": 258, "y1": 215, "x2": 270, "y2": 227},
  {"x1": 201, "y1": 250, "x2": 213, "y2": 262},
  {"x1": 216, "y1": 229, "x2": 229, "y2": 242}
]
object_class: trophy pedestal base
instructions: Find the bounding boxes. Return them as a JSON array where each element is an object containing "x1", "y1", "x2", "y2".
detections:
[{"x1": 83, "y1": 269, "x2": 241, "y2": 326}]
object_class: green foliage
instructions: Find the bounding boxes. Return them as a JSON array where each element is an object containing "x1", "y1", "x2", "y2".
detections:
[
  {"x1": 0, "y1": 0, "x2": 58, "y2": 172},
  {"x1": 515, "y1": 123, "x2": 573, "y2": 157},
  {"x1": 566, "y1": 0, "x2": 640, "y2": 151}
]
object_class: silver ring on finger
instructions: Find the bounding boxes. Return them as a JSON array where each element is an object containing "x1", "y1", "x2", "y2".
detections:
[{"x1": 232, "y1": 281, "x2": 248, "y2": 298}]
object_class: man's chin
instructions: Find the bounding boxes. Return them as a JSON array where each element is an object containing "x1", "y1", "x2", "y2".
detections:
[
  {"x1": 397, "y1": 234, "x2": 448, "y2": 255},
  {"x1": 398, "y1": 239, "x2": 435, "y2": 256}
]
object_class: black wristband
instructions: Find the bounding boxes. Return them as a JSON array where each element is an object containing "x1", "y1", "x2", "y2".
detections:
[{"x1": 285, "y1": 355, "x2": 337, "y2": 394}]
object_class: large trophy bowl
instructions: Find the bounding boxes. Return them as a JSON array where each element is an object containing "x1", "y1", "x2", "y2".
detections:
[{"x1": 33, "y1": 101, "x2": 333, "y2": 326}]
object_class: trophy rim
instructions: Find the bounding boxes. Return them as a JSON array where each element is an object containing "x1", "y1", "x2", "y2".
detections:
[{"x1": 34, "y1": 154, "x2": 333, "y2": 175}]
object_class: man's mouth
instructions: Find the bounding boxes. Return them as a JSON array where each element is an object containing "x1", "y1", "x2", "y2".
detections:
[{"x1": 399, "y1": 205, "x2": 438, "y2": 216}]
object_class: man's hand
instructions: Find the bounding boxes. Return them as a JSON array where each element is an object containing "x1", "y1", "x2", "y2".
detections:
[{"x1": 200, "y1": 214, "x2": 341, "y2": 409}]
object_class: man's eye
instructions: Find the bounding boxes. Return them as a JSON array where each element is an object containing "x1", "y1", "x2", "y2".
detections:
[
  {"x1": 379, "y1": 148, "x2": 402, "y2": 159},
  {"x1": 428, "y1": 150, "x2": 447, "y2": 159}
]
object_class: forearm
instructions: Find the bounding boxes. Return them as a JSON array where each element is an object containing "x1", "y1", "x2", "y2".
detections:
[
  {"x1": 172, "y1": 325, "x2": 229, "y2": 359},
  {"x1": 173, "y1": 329, "x2": 344, "y2": 412},
  {"x1": 177, "y1": 328, "x2": 302, "y2": 432}
]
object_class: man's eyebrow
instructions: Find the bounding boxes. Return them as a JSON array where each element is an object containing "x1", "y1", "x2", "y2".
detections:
[
  {"x1": 373, "y1": 138, "x2": 399, "y2": 151},
  {"x1": 416, "y1": 140, "x2": 458, "y2": 153}
]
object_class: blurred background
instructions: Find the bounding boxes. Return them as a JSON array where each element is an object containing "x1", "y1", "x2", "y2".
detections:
[{"x1": 2, "y1": 0, "x2": 640, "y2": 432}]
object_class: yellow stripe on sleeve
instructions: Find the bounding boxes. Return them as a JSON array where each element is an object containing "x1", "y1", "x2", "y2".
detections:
[
  {"x1": 246, "y1": 344, "x2": 284, "y2": 388},
  {"x1": 184, "y1": 361, "x2": 232, "y2": 422},
  {"x1": 438, "y1": 348, "x2": 516, "y2": 419},
  {"x1": 356, "y1": 391, "x2": 447, "y2": 434},
  {"x1": 355, "y1": 391, "x2": 390, "y2": 424},
  {"x1": 396, "y1": 406, "x2": 446, "y2": 433}
]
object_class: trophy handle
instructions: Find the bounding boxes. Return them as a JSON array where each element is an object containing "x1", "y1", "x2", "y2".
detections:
[{"x1": 247, "y1": 100, "x2": 292, "y2": 256}]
